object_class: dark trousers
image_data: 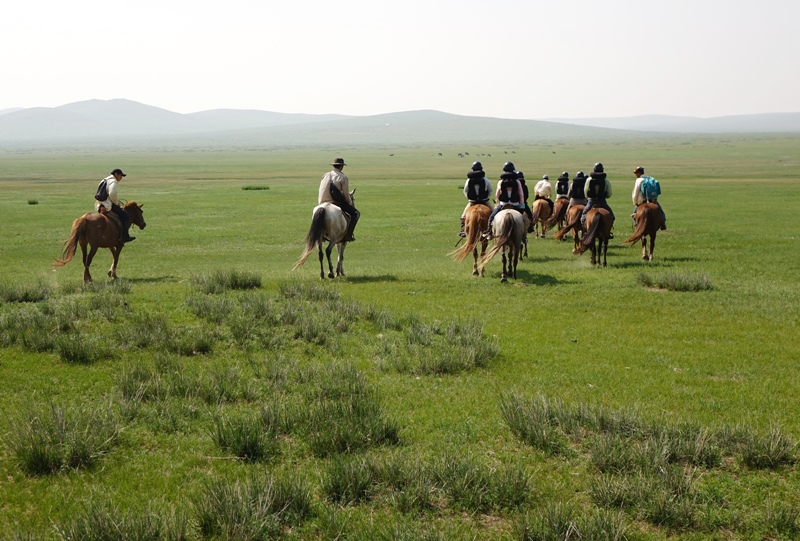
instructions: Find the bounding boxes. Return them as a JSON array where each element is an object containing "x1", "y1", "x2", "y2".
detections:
[
  {"x1": 581, "y1": 198, "x2": 615, "y2": 223},
  {"x1": 488, "y1": 203, "x2": 522, "y2": 229},
  {"x1": 111, "y1": 204, "x2": 129, "y2": 225},
  {"x1": 334, "y1": 201, "x2": 360, "y2": 236}
]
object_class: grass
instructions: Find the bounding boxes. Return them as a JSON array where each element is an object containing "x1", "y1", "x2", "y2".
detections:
[{"x1": 1, "y1": 138, "x2": 799, "y2": 539}]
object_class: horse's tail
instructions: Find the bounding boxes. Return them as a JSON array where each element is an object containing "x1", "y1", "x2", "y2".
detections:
[
  {"x1": 293, "y1": 207, "x2": 326, "y2": 269},
  {"x1": 531, "y1": 204, "x2": 541, "y2": 228},
  {"x1": 449, "y1": 212, "x2": 484, "y2": 262},
  {"x1": 625, "y1": 207, "x2": 649, "y2": 245},
  {"x1": 554, "y1": 214, "x2": 579, "y2": 241},
  {"x1": 477, "y1": 215, "x2": 514, "y2": 272},
  {"x1": 546, "y1": 199, "x2": 566, "y2": 227},
  {"x1": 53, "y1": 216, "x2": 86, "y2": 267},
  {"x1": 579, "y1": 211, "x2": 601, "y2": 253}
]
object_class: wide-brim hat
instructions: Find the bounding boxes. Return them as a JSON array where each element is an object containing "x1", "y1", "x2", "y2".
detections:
[{"x1": 330, "y1": 158, "x2": 347, "y2": 166}]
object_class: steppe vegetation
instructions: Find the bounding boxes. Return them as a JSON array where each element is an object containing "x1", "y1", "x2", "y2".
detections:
[{"x1": 0, "y1": 135, "x2": 798, "y2": 539}]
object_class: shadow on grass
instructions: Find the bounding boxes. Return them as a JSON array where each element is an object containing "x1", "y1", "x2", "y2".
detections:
[
  {"x1": 128, "y1": 276, "x2": 181, "y2": 284},
  {"x1": 346, "y1": 275, "x2": 400, "y2": 284}
]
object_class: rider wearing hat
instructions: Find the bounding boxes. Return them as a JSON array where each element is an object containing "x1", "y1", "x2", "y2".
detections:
[
  {"x1": 318, "y1": 158, "x2": 359, "y2": 242},
  {"x1": 632, "y1": 166, "x2": 667, "y2": 230},
  {"x1": 459, "y1": 161, "x2": 493, "y2": 237},
  {"x1": 94, "y1": 168, "x2": 136, "y2": 242}
]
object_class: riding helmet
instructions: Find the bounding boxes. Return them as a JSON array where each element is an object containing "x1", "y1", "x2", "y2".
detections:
[
  {"x1": 471, "y1": 161, "x2": 483, "y2": 172},
  {"x1": 560, "y1": 171, "x2": 569, "y2": 179},
  {"x1": 593, "y1": 162, "x2": 604, "y2": 173},
  {"x1": 502, "y1": 161, "x2": 516, "y2": 173}
]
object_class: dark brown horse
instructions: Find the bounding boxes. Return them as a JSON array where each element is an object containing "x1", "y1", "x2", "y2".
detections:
[
  {"x1": 554, "y1": 204, "x2": 585, "y2": 254},
  {"x1": 546, "y1": 197, "x2": 569, "y2": 233},
  {"x1": 53, "y1": 202, "x2": 146, "y2": 282},
  {"x1": 625, "y1": 203, "x2": 664, "y2": 261},
  {"x1": 450, "y1": 204, "x2": 490, "y2": 276},
  {"x1": 577, "y1": 208, "x2": 613, "y2": 266},
  {"x1": 531, "y1": 198, "x2": 552, "y2": 238}
]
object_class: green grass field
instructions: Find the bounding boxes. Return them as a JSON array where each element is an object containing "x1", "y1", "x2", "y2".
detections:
[{"x1": 1, "y1": 136, "x2": 799, "y2": 540}]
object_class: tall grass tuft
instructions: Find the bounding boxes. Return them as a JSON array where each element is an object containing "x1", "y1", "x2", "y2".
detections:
[
  {"x1": 8, "y1": 399, "x2": 120, "y2": 475},
  {"x1": 740, "y1": 425, "x2": 795, "y2": 469},
  {"x1": 192, "y1": 269, "x2": 262, "y2": 294},
  {"x1": 323, "y1": 454, "x2": 376, "y2": 505},
  {"x1": 212, "y1": 410, "x2": 280, "y2": 462},
  {"x1": 637, "y1": 271, "x2": 713, "y2": 292},
  {"x1": 0, "y1": 280, "x2": 51, "y2": 303},
  {"x1": 499, "y1": 393, "x2": 569, "y2": 456},
  {"x1": 194, "y1": 472, "x2": 311, "y2": 540},
  {"x1": 54, "y1": 333, "x2": 113, "y2": 364},
  {"x1": 54, "y1": 501, "x2": 187, "y2": 541}
]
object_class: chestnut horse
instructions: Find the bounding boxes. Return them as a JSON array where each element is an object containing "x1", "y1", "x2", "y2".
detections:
[
  {"x1": 547, "y1": 198, "x2": 569, "y2": 233},
  {"x1": 53, "y1": 202, "x2": 146, "y2": 283},
  {"x1": 293, "y1": 191, "x2": 355, "y2": 279},
  {"x1": 478, "y1": 208, "x2": 525, "y2": 283},
  {"x1": 577, "y1": 208, "x2": 613, "y2": 266},
  {"x1": 625, "y1": 203, "x2": 664, "y2": 261},
  {"x1": 531, "y1": 198, "x2": 552, "y2": 238},
  {"x1": 450, "y1": 203, "x2": 490, "y2": 276},
  {"x1": 554, "y1": 204, "x2": 585, "y2": 254}
]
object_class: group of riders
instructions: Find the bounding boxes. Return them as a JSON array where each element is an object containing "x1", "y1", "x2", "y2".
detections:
[
  {"x1": 92, "y1": 156, "x2": 665, "y2": 247},
  {"x1": 459, "y1": 160, "x2": 667, "y2": 240}
]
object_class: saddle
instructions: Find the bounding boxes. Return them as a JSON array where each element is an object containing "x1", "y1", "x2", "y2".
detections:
[{"x1": 98, "y1": 206, "x2": 123, "y2": 231}]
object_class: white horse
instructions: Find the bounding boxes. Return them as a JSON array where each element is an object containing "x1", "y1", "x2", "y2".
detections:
[
  {"x1": 293, "y1": 190, "x2": 355, "y2": 279},
  {"x1": 478, "y1": 208, "x2": 525, "y2": 283}
]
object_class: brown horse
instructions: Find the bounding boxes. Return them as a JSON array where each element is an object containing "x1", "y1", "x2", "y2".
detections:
[
  {"x1": 478, "y1": 208, "x2": 525, "y2": 283},
  {"x1": 450, "y1": 204, "x2": 490, "y2": 276},
  {"x1": 554, "y1": 204, "x2": 585, "y2": 254},
  {"x1": 577, "y1": 208, "x2": 613, "y2": 266},
  {"x1": 625, "y1": 203, "x2": 664, "y2": 261},
  {"x1": 531, "y1": 198, "x2": 552, "y2": 238},
  {"x1": 53, "y1": 202, "x2": 146, "y2": 282},
  {"x1": 546, "y1": 197, "x2": 569, "y2": 233}
]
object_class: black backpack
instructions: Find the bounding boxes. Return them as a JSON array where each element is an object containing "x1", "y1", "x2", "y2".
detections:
[{"x1": 95, "y1": 179, "x2": 109, "y2": 201}]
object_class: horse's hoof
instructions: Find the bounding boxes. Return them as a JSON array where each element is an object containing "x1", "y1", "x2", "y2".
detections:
[
  {"x1": 328, "y1": 273, "x2": 335, "y2": 279},
  {"x1": 472, "y1": 270, "x2": 479, "y2": 276}
]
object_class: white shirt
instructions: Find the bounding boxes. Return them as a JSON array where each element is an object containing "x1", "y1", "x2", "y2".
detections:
[
  {"x1": 534, "y1": 179, "x2": 552, "y2": 198},
  {"x1": 95, "y1": 175, "x2": 120, "y2": 211}
]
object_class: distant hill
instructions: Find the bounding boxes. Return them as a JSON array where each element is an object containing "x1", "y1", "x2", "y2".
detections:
[
  {"x1": 0, "y1": 99, "x2": 798, "y2": 149},
  {"x1": 544, "y1": 113, "x2": 800, "y2": 133}
]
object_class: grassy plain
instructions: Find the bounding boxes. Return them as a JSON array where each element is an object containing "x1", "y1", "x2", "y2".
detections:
[{"x1": 0, "y1": 135, "x2": 799, "y2": 539}]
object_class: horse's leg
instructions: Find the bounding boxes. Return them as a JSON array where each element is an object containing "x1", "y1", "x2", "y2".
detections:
[
  {"x1": 472, "y1": 247, "x2": 480, "y2": 276},
  {"x1": 325, "y1": 242, "x2": 335, "y2": 279},
  {"x1": 336, "y1": 243, "x2": 346, "y2": 277},
  {"x1": 501, "y1": 247, "x2": 508, "y2": 283},
  {"x1": 108, "y1": 246, "x2": 122, "y2": 279},
  {"x1": 84, "y1": 244, "x2": 99, "y2": 283},
  {"x1": 641, "y1": 237, "x2": 648, "y2": 260},
  {"x1": 479, "y1": 240, "x2": 487, "y2": 277},
  {"x1": 591, "y1": 240, "x2": 597, "y2": 265},
  {"x1": 603, "y1": 238, "x2": 608, "y2": 267},
  {"x1": 317, "y1": 242, "x2": 325, "y2": 279},
  {"x1": 648, "y1": 233, "x2": 655, "y2": 261},
  {"x1": 512, "y1": 247, "x2": 519, "y2": 279}
]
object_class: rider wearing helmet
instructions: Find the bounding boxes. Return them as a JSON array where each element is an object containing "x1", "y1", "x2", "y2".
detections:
[
  {"x1": 556, "y1": 172, "x2": 570, "y2": 200},
  {"x1": 484, "y1": 162, "x2": 525, "y2": 239},
  {"x1": 580, "y1": 162, "x2": 615, "y2": 237},
  {"x1": 516, "y1": 170, "x2": 534, "y2": 231},
  {"x1": 459, "y1": 161, "x2": 494, "y2": 237}
]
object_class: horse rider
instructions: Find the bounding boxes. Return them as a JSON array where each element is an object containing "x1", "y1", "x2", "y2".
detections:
[
  {"x1": 632, "y1": 166, "x2": 667, "y2": 230},
  {"x1": 484, "y1": 161, "x2": 525, "y2": 240},
  {"x1": 318, "y1": 157, "x2": 359, "y2": 242},
  {"x1": 566, "y1": 171, "x2": 588, "y2": 213},
  {"x1": 581, "y1": 162, "x2": 615, "y2": 237},
  {"x1": 516, "y1": 170, "x2": 534, "y2": 230},
  {"x1": 459, "y1": 161, "x2": 493, "y2": 237},
  {"x1": 94, "y1": 168, "x2": 135, "y2": 242},
  {"x1": 555, "y1": 172, "x2": 570, "y2": 202},
  {"x1": 534, "y1": 174, "x2": 554, "y2": 214}
]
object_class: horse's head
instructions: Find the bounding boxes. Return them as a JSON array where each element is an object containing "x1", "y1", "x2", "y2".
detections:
[
  {"x1": 124, "y1": 201, "x2": 146, "y2": 230},
  {"x1": 350, "y1": 188, "x2": 356, "y2": 205}
]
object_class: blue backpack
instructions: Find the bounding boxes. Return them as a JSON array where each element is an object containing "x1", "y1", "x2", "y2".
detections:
[{"x1": 640, "y1": 176, "x2": 661, "y2": 200}]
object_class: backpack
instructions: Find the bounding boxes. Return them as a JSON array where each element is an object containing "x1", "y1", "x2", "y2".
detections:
[
  {"x1": 95, "y1": 179, "x2": 109, "y2": 201},
  {"x1": 640, "y1": 176, "x2": 661, "y2": 200}
]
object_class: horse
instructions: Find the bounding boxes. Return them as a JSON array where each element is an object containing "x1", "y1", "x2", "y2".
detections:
[
  {"x1": 53, "y1": 202, "x2": 146, "y2": 283},
  {"x1": 449, "y1": 203, "x2": 490, "y2": 276},
  {"x1": 477, "y1": 208, "x2": 525, "y2": 283},
  {"x1": 546, "y1": 197, "x2": 569, "y2": 233},
  {"x1": 625, "y1": 202, "x2": 664, "y2": 261},
  {"x1": 531, "y1": 198, "x2": 552, "y2": 238},
  {"x1": 576, "y1": 208, "x2": 613, "y2": 266},
  {"x1": 554, "y1": 204, "x2": 585, "y2": 254},
  {"x1": 293, "y1": 190, "x2": 355, "y2": 279}
]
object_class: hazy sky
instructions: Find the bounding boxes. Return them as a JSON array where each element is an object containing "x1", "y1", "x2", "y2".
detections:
[{"x1": 2, "y1": 0, "x2": 798, "y2": 119}]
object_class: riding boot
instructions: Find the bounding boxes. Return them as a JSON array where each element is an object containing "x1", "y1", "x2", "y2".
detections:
[{"x1": 122, "y1": 222, "x2": 136, "y2": 243}]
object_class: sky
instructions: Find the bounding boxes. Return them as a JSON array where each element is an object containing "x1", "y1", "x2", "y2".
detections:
[{"x1": 2, "y1": 0, "x2": 798, "y2": 119}]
